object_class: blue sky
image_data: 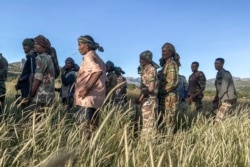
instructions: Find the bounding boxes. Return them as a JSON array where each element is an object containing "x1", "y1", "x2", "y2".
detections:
[{"x1": 0, "y1": 0, "x2": 249, "y2": 79}]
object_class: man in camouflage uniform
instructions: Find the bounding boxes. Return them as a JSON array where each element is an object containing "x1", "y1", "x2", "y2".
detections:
[
  {"x1": 135, "y1": 50, "x2": 159, "y2": 137},
  {"x1": 105, "y1": 60, "x2": 117, "y2": 101},
  {"x1": 213, "y1": 58, "x2": 237, "y2": 123},
  {"x1": 158, "y1": 43, "x2": 179, "y2": 130},
  {"x1": 0, "y1": 53, "x2": 8, "y2": 114},
  {"x1": 187, "y1": 62, "x2": 206, "y2": 112},
  {"x1": 24, "y1": 35, "x2": 55, "y2": 112}
]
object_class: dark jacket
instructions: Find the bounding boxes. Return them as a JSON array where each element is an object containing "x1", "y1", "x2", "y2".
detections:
[
  {"x1": 60, "y1": 64, "x2": 79, "y2": 98},
  {"x1": 16, "y1": 52, "x2": 37, "y2": 89}
]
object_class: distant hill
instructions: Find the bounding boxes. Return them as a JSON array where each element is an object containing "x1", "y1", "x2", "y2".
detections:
[
  {"x1": 7, "y1": 61, "x2": 250, "y2": 91},
  {"x1": 206, "y1": 77, "x2": 250, "y2": 91},
  {"x1": 126, "y1": 76, "x2": 250, "y2": 90},
  {"x1": 126, "y1": 77, "x2": 141, "y2": 86}
]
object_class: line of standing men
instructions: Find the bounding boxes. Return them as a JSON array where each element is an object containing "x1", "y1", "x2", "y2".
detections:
[
  {"x1": 12, "y1": 34, "x2": 127, "y2": 139},
  {"x1": 136, "y1": 42, "x2": 237, "y2": 136},
  {"x1": 1, "y1": 36, "x2": 237, "y2": 139}
]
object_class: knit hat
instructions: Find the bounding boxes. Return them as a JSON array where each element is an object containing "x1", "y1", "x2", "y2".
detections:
[{"x1": 22, "y1": 38, "x2": 35, "y2": 48}]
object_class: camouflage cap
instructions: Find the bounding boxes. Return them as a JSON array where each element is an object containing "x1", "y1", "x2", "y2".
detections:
[{"x1": 140, "y1": 50, "x2": 153, "y2": 62}]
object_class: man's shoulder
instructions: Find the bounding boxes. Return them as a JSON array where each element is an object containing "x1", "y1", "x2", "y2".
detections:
[
  {"x1": 198, "y1": 71, "x2": 206, "y2": 78},
  {"x1": 221, "y1": 69, "x2": 232, "y2": 77}
]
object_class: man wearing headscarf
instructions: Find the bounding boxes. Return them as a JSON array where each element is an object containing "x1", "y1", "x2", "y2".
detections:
[
  {"x1": 23, "y1": 35, "x2": 55, "y2": 113},
  {"x1": 158, "y1": 43, "x2": 179, "y2": 132},
  {"x1": 0, "y1": 53, "x2": 8, "y2": 114},
  {"x1": 135, "y1": 50, "x2": 159, "y2": 138},
  {"x1": 56, "y1": 57, "x2": 79, "y2": 112},
  {"x1": 105, "y1": 60, "x2": 117, "y2": 101},
  {"x1": 15, "y1": 38, "x2": 38, "y2": 99},
  {"x1": 75, "y1": 35, "x2": 106, "y2": 139}
]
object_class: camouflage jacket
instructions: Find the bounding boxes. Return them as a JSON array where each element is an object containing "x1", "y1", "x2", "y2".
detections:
[
  {"x1": 188, "y1": 71, "x2": 206, "y2": 98},
  {"x1": 158, "y1": 60, "x2": 178, "y2": 96},
  {"x1": 141, "y1": 64, "x2": 158, "y2": 97},
  {"x1": 32, "y1": 53, "x2": 55, "y2": 104}
]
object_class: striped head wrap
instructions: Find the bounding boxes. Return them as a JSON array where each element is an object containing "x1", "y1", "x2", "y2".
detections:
[{"x1": 78, "y1": 35, "x2": 104, "y2": 52}]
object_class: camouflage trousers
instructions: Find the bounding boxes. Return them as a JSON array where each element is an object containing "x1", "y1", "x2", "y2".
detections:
[
  {"x1": 189, "y1": 98, "x2": 203, "y2": 112},
  {"x1": 158, "y1": 92, "x2": 178, "y2": 128},
  {"x1": 140, "y1": 97, "x2": 158, "y2": 136},
  {"x1": 215, "y1": 102, "x2": 234, "y2": 123}
]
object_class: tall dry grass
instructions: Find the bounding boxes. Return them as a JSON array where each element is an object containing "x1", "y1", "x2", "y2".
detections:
[{"x1": 0, "y1": 81, "x2": 250, "y2": 166}]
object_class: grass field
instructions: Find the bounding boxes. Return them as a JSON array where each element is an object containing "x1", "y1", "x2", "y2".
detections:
[{"x1": 0, "y1": 80, "x2": 250, "y2": 167}]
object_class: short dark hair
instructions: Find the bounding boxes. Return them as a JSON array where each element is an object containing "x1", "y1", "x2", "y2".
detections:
[
  {"x1": 215, "y1": 58, "x2": 225, "y2": 64},
  {"x1": 192, "y1": 61, "x2": 199, "y2": 67}
]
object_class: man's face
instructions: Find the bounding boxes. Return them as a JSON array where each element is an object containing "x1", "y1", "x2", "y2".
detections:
[
  {"x1": 215, "y1": 60, "x2": 223, "y2": 71},
  {"x1": 78, "y1": 42, "x2": 88, "y2": 55},
  {"x1": 162, "y1": 47, "x2": 172, "y2": 60},
  {"x1": 34, "y1": 42, "x2": 44, "y2": 54},
  {"x1": 23, "y1": 45, "x2": 32, "y2": 54},
  {"x1": 139, "y1": 57, "x2": 147, "y2": 67},
  {"x1": 106, "y1": 65, "x2": 111, "y2": 72},
  {"x1": 191, "y1": 64, "x2": 198, "y2": 72},
  {"x1": 65, "y1": 60, "x2": 73, "y2": 69}
]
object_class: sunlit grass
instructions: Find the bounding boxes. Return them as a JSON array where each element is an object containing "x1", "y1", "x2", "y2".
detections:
[{"x1": 0, "y1": 80, "x2": 250, "y2": 166}]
